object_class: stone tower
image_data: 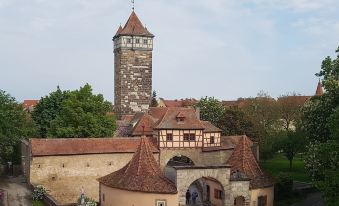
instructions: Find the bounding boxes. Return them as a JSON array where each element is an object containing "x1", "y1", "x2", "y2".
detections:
[{"x1": 113, "y1": 11, "x2": 154, "y2": 119}]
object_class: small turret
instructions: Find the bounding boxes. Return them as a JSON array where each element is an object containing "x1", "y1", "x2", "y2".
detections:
[{"x1": 315, "y1": 80, "x2": 324, "y2": 96}]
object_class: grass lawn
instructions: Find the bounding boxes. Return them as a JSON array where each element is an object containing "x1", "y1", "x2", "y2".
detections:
[
  {"x1": 260, "y1": 153, "x2": 311, "y2": 182},
  {"x1": 32, "y1": 200, "x2": 45, "y2": 206}
]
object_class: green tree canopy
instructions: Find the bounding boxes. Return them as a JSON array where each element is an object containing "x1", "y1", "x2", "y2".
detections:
[
  {"x1": 47, "y1": 84, "x2": 116, "y2": 138},
  {"x1": 218, "y1": 108, "x2": 255, "y2": 137},
  {"x1": 32, "y1": 86, "x2": 69, "y2": 137},
  {"x1": 195, "y1": 96, "x2": 225, "y2": 128},
  {"x1": 0, "y1": 90, "x2": 36, "y2": 163},
  {"x1": 303, "y1": 46, "x2": 339, "y2": 205}
]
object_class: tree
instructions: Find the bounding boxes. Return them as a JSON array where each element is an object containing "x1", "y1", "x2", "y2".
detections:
[
  {"x1": 0, "y1": 90, "x2": 36, "y2": 163},
  {"x1": 150, "y1": 90, "x2": 158, "y2": 107},
  {"x1": 195, "y1": 97, "x2": 225, "y2": 128},
  {"x1": 241, "y1": 92, "x2": 280, "y2": 149},
  {"x1": 32, "y1": 86, "x2": 69, "y2": 137},
  {"x1": 217, "y1": 108, "x2": 255, "y2": 137},
  {"x1": 281, "y1": 130, "x2": 306, "y2": 169},
  {"x1": 303, "y1": 47, "x2": 339, "y2": 205},
  {"x1": 47, "y1": 84, "x2": 116, "y2": 138},
  {"x1": 277, "y1": 93, "x2": 305, "y2": 131}
]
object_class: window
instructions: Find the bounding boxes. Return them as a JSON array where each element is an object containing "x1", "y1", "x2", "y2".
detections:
[
  {"x1": 258, "y1": 195, "x2": 267, "y2": 206},
  {"x1": 184, "y1": 133, "x2": 189, "y2": 141},
  {"x1": 214, "y1": 189, "x2": 223, "y2": 199},
  {"x1": 184, "y1": 133, "x2": 195, "y2": 141},
  {"x1": 136, "y1": 39, "x2": 140, "y2": 44},
  {"x1": 156, "y1": 200, "x2": 166, "y2": 206},
  {"x1": 166, "y1": 133, "x2": 173, "y2": 141},
  {"x1": 127, "y1": 38, "x2": 132, "y2": 44},
  {"x1": 210, "y1": 136, "x2": 215, "y2": 144},
  {"x1": 102, "y1": 193, "x2": 105, "y2": 202},
  {"x1": 189, "y1": 134, "x2": 196, "y2": 141},
  {"x1": 144, "y1": 39, "x2": 148, "y2": 44}
]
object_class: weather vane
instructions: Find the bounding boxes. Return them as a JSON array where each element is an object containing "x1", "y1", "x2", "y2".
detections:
[{"x1": 131, "y1": 0, "x2": 135, "y2": 11}]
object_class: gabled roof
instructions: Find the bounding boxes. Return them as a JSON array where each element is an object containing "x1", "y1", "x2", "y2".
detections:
[
  {"x1": 315, "y1": 80, "x2": 324, "y2": 96},
  {"x1": 154, "y1": 107, "x2": 204, "y2": 130},
  {"x1": 97, "y1": 137, "x2": 177, "y2": 194},
  {"x1": 114, "y1": 11, "x2": 154, "y2": 39},
  {"x1": 226, "y1": 135, "x2": 274, "y2": 189},
  {"x1": 131, "y1": 114, "x2": 157, "y2": 136},
  {"x1": 30, "y1": 137, "x2": 159, "y2": 156}
]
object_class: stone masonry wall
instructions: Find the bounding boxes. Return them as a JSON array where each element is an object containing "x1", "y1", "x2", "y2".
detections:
[
  {"x1": 30, "y1": 153, "x2": 158, "y2": 204},
  {"x1": 114, "y1": 49, "x2": 152, "y2": 119}
]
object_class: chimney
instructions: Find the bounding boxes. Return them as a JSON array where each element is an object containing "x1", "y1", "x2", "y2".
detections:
[{"x1": 195, "y1": 107, "x2": 200, "y2": 120}]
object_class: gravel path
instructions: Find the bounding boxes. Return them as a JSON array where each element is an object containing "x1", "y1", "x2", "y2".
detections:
[{"x1": 0, "y1": 176, "x2": 32, "y2": 206}]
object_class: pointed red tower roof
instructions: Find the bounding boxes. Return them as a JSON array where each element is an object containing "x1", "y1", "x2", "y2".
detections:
[
  {"x1": 227, "y1": 135, "x2": 274, "y2": 188},
  {"x1": 115, "y1": 25, "x2": 123, "y2": 36},
  {"x1": 114, "y1": 11, "x2": 154, "y2": 39},
  {"x1": 315, "y1": 80, "x2": 324, "y2": 96},
  {"x1": 227, "y1": 135, "x2": 264, "y2": 179},
  {"x1": 97, "y1": 137, "x2": 177, "y2": 194}
]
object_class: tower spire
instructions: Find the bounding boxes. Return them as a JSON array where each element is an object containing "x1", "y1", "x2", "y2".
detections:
[{"x1": 131, "y1": 0, "x2": 135, "y2": 11}]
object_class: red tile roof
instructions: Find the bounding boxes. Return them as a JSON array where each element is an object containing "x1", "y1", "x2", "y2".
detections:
[
  {"x1": 201, "y1": 121, "x2": 222, "y2": 132},
  {"x1": 22, "y1": 100, "x2": 39, "y2": 110},
  {"x1": 30, "y1": 137, "x2": 159, "y2": 156},
  {"x1": 114, "y1": 11, "x2": 153, "y2": 38},
  {"x1": 226, "y1": 136, "x2": 273, "y2": 189},
  {"x1": 155, "y1": 107, "x2": 204, "y2": 130},
  {"x1": 98, "y1": 137, "x2": 177, "y2": 194},
  {"x1": 160, "y1": 98, "x2": 197, "y2": 107},
  {"x1": 131, "y1": 114, "x2": 157, "y2": 136}
]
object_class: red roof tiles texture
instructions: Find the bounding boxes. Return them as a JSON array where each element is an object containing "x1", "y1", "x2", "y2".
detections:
[
  {"x1": 114, "y1": 11, "x2": 153, "y2": 38},
  {"x1": 131, "y1": 114, "x2": 157, "y2": 136},
  {"x1": 226, "y1": 136, "x2": 273, "y2": 189},
  {"x1": 160, "y1": 98, "x2": 197, "y2": 107},
  {"x1": 97, "y1": 137, "x2": 177, "y2": 194},
  {"x1": 155, "y1": 108, "x2": 204, "y2": 130},
  {"x1": 30, "y1": 138, "x2": 159, "y2": 156}
]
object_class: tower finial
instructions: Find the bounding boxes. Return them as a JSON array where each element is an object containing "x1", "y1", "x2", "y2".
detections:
[{"x1": 131, "y1": 0, "x2": 135, "y2": 11}]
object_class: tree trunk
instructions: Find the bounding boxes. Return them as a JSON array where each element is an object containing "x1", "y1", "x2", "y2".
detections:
[{"x1": 289, "y1": 159, "x2": 292, "y2": 170}]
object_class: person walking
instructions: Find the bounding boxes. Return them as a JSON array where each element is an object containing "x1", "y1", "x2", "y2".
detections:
[
  {"x1": 192, "y1": 190, "x2": 198, "y2": 205},
  {"x1": 186, "y1": 189, "x2": 191, "y2": 205}
]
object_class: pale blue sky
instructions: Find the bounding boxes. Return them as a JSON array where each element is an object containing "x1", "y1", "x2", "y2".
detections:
[{"x1": 0, "y1": 0, "x2": 338, "y2": 102}]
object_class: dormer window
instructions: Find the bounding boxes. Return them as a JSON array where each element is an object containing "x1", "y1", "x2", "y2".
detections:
[{"x1": 176, "y1": 112, "x2": 185, "y2": 123}]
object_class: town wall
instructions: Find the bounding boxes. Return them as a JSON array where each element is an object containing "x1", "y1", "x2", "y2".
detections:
[{"x1": 29, "y1": 153, "x2": 156, "y2": 204}]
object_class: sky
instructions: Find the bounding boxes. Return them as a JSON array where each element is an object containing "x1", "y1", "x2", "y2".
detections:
[{"x1": 0, "y1": 0, "x2": 338, "y2": 103}]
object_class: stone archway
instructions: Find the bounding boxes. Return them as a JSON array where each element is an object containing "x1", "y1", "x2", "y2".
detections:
[
  {"x1": 159, "y1": 148, "x2": 203, "y2": 170},
  {"x1": 174, "y1": 165, "x2": 232, "y2": 206}
]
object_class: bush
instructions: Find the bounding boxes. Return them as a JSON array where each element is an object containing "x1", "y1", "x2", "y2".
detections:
[
  {"x1": 32, "y1": 185, "x2": 47, "y2": 201},
  {"x1": 275, "y1": 172, "x2": 293, "y2": 199}
]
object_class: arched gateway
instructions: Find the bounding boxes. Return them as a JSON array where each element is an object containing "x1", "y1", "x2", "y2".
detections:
[{"x1": 173, "y1": 165, "x2": 232, "y2": 206}]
